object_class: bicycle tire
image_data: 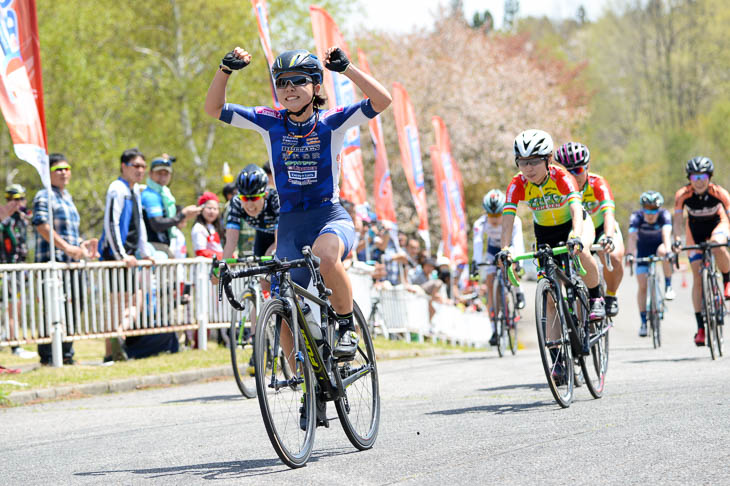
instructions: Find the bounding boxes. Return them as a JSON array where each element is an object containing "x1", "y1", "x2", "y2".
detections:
[
  {"x1": 335, "y1": 302, "x2": 381, "y2": 450},
  {"x1": 534, "y1": 278, "x2": 574, "y2": 408},
  {"x1": 648, "y1": 277, "x2": 660, "y2": 349},
  {"x1": 254, "y1": 298, "x2": 315, "y2": 468},
  {"x1": 229, "y1": 291, "x2": 257, "y2": 398},
  {"x1": 577, "y1": 286, "x2": 608, "y2": 399},
  {"x1": 701, "y1": 268, "x2": 719, "y2": 360},
  {"x1": 710, "y1": 272, "x2": 724, "y2": 357},
  {"x1": 494, "y1": 279, "x2": 506, "y2": 358},
  {"x1": 507, "y1": 288, "x2": 518, "y2": 355}
]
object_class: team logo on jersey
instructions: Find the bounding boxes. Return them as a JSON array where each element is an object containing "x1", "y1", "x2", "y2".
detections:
[
  {"x1": 322, "y1": 106, "x2": 344, "y2": 119},
  {"x1": 255, "y1": 107, "x2": 282, "y2": 119}
]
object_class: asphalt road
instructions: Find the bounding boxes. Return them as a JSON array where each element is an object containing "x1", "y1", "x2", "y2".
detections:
[{"x1": 3, "y1": 272, "x2": 730, "y2": 485}]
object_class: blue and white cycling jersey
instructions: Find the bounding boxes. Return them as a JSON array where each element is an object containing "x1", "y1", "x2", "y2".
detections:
[{"x1": 219, "y1": 99, "x2": 378, "y2": 213}]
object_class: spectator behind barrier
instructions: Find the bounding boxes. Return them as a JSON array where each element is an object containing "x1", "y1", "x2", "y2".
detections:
[
  {"x1": 192, "y1": 192, "x2": 223, "y2": 259},
  {"x1": 32, "y1": 153, "x2": 99, "y2": 365}
]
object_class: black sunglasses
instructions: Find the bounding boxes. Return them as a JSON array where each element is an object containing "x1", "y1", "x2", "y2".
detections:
[{"x1": 275, "y1": 74, "x2": 313, "y2": 89}]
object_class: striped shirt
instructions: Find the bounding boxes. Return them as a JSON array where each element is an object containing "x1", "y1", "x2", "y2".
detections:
[{"x1": 31, "y1": 186, "x2": 81, "y2": 263}]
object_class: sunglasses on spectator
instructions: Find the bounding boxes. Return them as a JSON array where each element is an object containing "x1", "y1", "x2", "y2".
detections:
[
  {"x1": 50, "y1": 164, "x2": 71, "y2": 172},
  {"x1": 238, "y1": 192, "x2": 265, "y2": 202},
  {"x1": 567, "y1": 166, "x2": 586, "y2": 176},
  {"x1": 643, "y1": 207, "x2": 659, "y2": 215},
  {"x1": 689, "y1": 173, "x2": 709, "y2": 182},
  {"x1": 516, "y1": 157, "x2": 547, "y2": 168},
  {"x1": 275, "y1": 75, "x2": 313, "y2": 89},
  {"x1": 124, "y1": 162, "x2": 147, "y2": 169}
]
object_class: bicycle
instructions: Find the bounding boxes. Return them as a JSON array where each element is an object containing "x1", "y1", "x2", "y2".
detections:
[
  {"x1": 680, "y1": 241, "x2": 726, "y2": 359},
  {"x1": 505, "y1": 242, "x2": 610, "y2": 408},
  {"x1": 218, "y1": 246, "x2": 379, "y2": 468},
  {"x1": 213, "y1": 255, "x2": 272, "y2": 398},
  {"x1": 479, "y1": 261, "x2": 520, "y2": 357},
  {"x1": 629, "y1": 254, "x2": 676, "y2": 349}
]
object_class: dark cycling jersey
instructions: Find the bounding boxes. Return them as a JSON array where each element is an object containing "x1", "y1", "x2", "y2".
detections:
[
  {"x1": 225, "y1": 188, "x2": 279, "y2": 234},
  {"x1": 629, "y1": 208, "x2": 671, "y2": 257},
  {"x1": 219, "y1": 100, "x2": 377, "y2": 213}
]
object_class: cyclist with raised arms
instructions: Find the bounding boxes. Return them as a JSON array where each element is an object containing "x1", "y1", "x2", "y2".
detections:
[
  {"x1": 673, "y1": 156, "x2": 730, "y2": 346},
  {"x1": 626, "y1": 191, "x2": 674, "y2": 337},
  {"x1": 554, "y1": 142, "x2": 624, "y2": 317},
  {"x1": 205, "y1": 46, "x2": 391, "y2": 359},
  {"x1": 500, "y1": 129, "x2": 605, "y2": 320},
  {"x1": 472, "y1": 189, "x2": 526, "y2": 345}
]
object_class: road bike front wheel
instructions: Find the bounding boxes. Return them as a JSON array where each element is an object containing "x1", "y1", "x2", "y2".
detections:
[
  {"x1": 648, "y1": 276, "x2": 661, "y2": 349},
  {"x1": 254, "y1": 298, "x2": 315, "y2": 468},
  {"x1": 701, "y1": 268, "x2": 719, "y2": 360},
  {"x1": 507, "y1": 289, "x2": 518, "y2": 355},
  {"x1": 534, "y1": 278, "x2": 574, "y2": 408},
  {"x1": 335, "y1": 302, "x2": 380, "y2": 450},
  {"x1": 710, "y1": 271, "x2": 724, "y2": 357},
  {"x1": 229, "y1": 291, "x2": 257, "y2": 398},
  {"x1": 493, "y1": 279, "x2": 507, "y2": 357}
]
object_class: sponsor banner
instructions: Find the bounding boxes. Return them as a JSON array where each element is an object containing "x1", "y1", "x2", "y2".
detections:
[
  {"x1": 309, "y1": 5, "x2": 366, "y2": 205},
  {"x1": 431, "y1": 116, "x2": 467, "y2": 264},
  {"x1": 0, "y1": 0, "x2": 49, "y2": 188},
  {"x1": 357, "y1": 48, "x2": 396, "y2": 228},
  {"x1": 392, "y1": 82, "x2": 429, "y2": 248},
  {"x1": 250, "y1": 0, "x2": 282, "y2": 109}
]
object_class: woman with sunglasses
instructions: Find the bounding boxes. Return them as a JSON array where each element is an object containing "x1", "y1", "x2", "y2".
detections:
[
  {"x1": 626, "y1": 191, "x2": 674, "y2": 337},
  {"x1": 554, "y1": 142, "x2": 625, "y2": 317},
  {"x1": 673, "y1": 156, "x2": 730, "y2": 346},
  {"x1": 221, "y1": 164, "x2": 279, "y2": 261},
  {"x1": 500, "y1": 129, "x2": 605, "y2": 321},
  {"x1": 205, "y1": 46, "x2": 391, "y2": 359}
]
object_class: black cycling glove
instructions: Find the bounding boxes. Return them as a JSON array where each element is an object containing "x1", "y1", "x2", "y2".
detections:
[
  {"x1": 325, "y1": 47, "x2": 350, "y2": 73},
  {"x1": 221, "y1": 51, "x2": 250, "y2": 71}
]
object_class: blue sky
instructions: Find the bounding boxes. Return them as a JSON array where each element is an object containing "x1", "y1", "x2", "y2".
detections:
[{"x1": 356, "y1": 0, "x2": 610, "y2": 32}]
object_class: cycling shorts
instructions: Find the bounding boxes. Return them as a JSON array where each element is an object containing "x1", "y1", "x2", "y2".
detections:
[
  {"x1": 593, "y1": 222, "x2": 623, "y2": 246},
  {"x1": 253, "y1": 230, "x2": 275, "y2": 257},
  {"x1": 276, "y1": 203, "x2": 355, "y2": 287},
  {"x1": 636, "y1": 242, "x2": 664, "y2": 274},
  {"x1": 478, "y1": 244, "x2": 502, "y2": 279},
  {"x1": 534, "y1": 209, "x2": 593, "y2": 249},
  {"x1": 686, "y1": 219, "x2": 730, "y2": 263}
]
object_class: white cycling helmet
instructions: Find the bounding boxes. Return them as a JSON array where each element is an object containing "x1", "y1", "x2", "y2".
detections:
[
  {"x1": 513, "y1": 129, "x2": 554, "y2": 159},
  {"x1": 482, "y1": 189, "x2": 506, "y2": 215}
]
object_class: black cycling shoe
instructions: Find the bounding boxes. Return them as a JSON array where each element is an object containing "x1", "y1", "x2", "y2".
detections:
[
  {"x1": 515, "y1": 291, "x2": 526, "y2": 310},
  {"x1": 489, "y1": 331, "x2": 499, "y2": 346},
  {"x1": 334, "y1": 327, "x2": 358, "y2": 360},
  {"x1": 605, "y1": 296, "x2": 619, "y2": 317}
]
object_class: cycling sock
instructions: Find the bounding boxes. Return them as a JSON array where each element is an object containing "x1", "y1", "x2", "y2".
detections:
[
  {"x1": 723, "y1": 273, "x2": 730, "y2": 285},
  {"x1": 640, "y1": 311, "x2": 647, "y2": 324},
  {"x1": 665, "y1": 277, "x2": 672, "y2": 288},
  {"x1": 606, "y1": 290, "x2": 616, "y2": 297},
  {"x1": 695, "y1": 312, "x2": 704, "y2": 330},
  {"x1": 335, "y1": 312, "x2": 354, "y2": 331},
  {"x1": 588, "y1": 285, "x2": 601, "y2": 299}
]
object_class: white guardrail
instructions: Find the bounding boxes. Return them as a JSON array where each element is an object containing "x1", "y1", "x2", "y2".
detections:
[{"x1": 0, "y1": 258, "x2": 490, "y2": 364}]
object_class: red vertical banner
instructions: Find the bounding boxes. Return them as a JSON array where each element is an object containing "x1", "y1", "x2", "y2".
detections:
[
  {"x1": 431, "y1": 116, "x2": 468, "y2": 264},
  {"x1": 357, "y1": 48, "x2": 396, "y2": 228},
  {"x1": 309, "y1": 5, "x2": 366, "y2": 206},
  {"x1": 250, "y1": 0, "x2": 282, "y2": 110},
  {"x1": 0, "y1": 0, "x2": 49, "y2": 187},
  {"x1": 391, "y1": 82, "x2": 430, "y2": 249}
]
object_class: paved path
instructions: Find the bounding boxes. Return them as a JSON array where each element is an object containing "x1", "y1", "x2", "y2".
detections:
[{"x1": 2, "y1": 273, "x2": 729, "y2": 485}]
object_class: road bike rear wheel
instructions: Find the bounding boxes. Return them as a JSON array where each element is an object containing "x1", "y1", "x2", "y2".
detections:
[
  {"x1": 254, "y1": 299, "x2": 315, "y2": 468},
  {"x1": 335, "y1": 302, "x2": 380, "y2": 450},
  {"x1": 701, "y1": 268, "x2": 719, "y2": 360},
  {"x1": 229, "y1": 291, "x2": 257, "y2": 398},
  {"x1": 494, "y1": 279, "x2": 507, "y2": 357},
  {"x1": 577, "y1": 289, "x2": 609, "y2": 399},
  {"x1": 534, "y1": 278, "x2": 574, "y2": 408}
]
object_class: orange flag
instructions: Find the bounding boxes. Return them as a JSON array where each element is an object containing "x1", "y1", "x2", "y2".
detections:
[
  {"x1": 431, "y1": 116, "x2": 468, "y2": 264},
  {"x1": 309, "y1": 5, "x2": 366, "y2": 205},
  {"x1": 0, "y1": 0, "x2": 49, "y2": 188},
  {"x1": 357, "y1": 49, "x2": 396, "y2": 228},
  {"x1": 391, "y1": 82, "x2": 430, "y2": 249}
]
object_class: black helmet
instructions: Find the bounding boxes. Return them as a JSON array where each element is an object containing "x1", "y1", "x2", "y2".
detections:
[
  {"x1": 685, "y1": 156, "x2": 714, "y2": 176},
  {"x1": 236, "y1": 164, "x2": 268, "y2": 196},
  {"x1": 271, "y1": 49, "x2": 323, "y2": 85},
  {"x1": 639, "y1": 190, "x2": 664, "y2": 208},
  {"x1": 554, "y1": 142, "x2": 590, "y2": 169}
]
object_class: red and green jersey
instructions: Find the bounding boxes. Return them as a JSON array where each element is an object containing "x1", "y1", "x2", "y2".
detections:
[
  {"x1": 581, "y1": 173, "x2": 615, "y2": 228},
  {"x1": 504, "y1": 165, "x2": 581, "y2": 226}
]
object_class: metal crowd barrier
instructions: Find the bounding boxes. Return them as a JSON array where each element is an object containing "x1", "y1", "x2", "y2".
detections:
[{"x1": 0, "y1": 258, "x2": 491, "y2": 364}]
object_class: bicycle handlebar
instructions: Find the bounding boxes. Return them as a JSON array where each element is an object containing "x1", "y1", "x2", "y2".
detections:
[
  {"x1": 505, "y1": 244, "x2": 585, "y2": 287},
  {"x1": 590, "y1": 244, "x2": 614, "y2": 272}
]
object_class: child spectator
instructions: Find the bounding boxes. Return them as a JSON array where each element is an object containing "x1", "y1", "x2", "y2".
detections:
[{"x1": 192, "y1": 191, "x2": 223, "y2": 259}]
